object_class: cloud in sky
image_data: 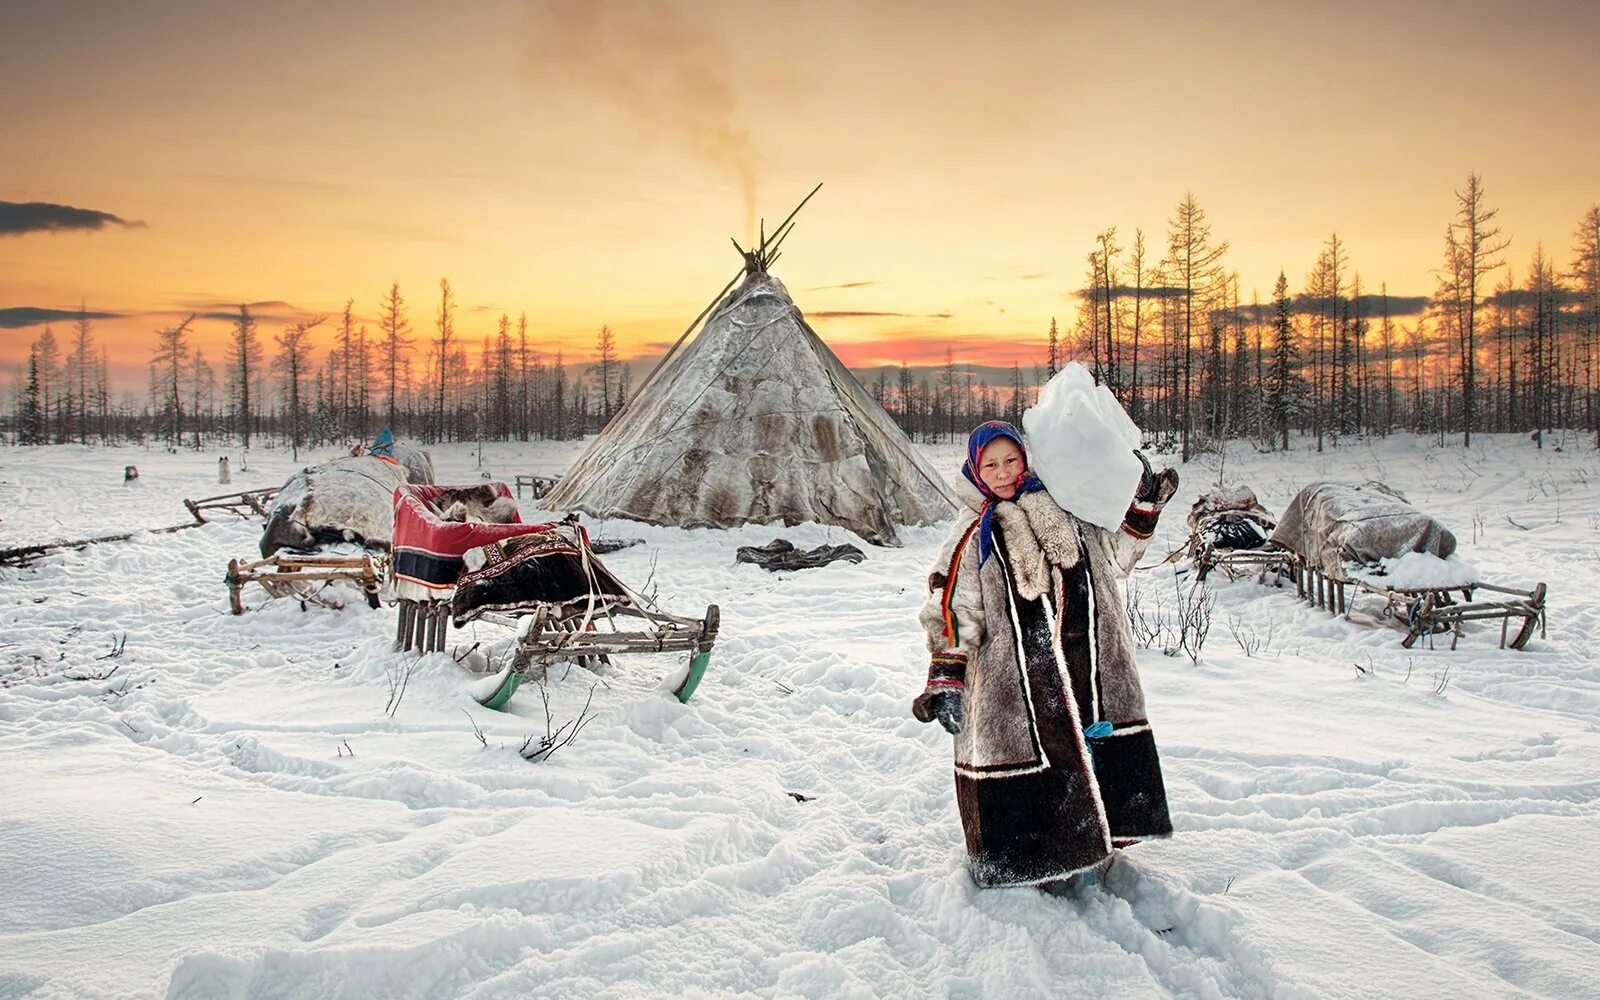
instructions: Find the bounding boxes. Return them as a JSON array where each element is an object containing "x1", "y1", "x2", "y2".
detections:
[
  {"x1": 0, "y1": 200, "x2": 146, "y2": 237},
  {"x1": 808, "y1": 281, "x2": 880, "y2": 291},
  {"x1": 177, "y1": 298, "x2": 299, "y2": 311},
  {"x1": 0, "y1": 306, "x2": 125, "y2": 329},
  {"x1": 807, "y1": 310, "x2": 954, "y2": 320},
  {"x1": 831, "y1": 333, "x2": 1045, "y2": 370}
]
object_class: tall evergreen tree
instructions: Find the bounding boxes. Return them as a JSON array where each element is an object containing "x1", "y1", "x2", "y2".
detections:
[
  {"x1": 1267, "y1": 272, "x2": 1301, "y2": 450},
  {"x1": 19, "y1": 349, "x2": 45, "y2": 445}
]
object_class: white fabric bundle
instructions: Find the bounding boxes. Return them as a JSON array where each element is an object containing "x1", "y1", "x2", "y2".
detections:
[{"x1": 1021, "y1": 362, "x2": 1144, "y2": 532}]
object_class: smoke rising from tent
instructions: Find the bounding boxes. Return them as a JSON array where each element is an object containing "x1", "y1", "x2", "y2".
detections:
[{"x1": 520, "y1": 0, "x2": 762, "y2": 236}]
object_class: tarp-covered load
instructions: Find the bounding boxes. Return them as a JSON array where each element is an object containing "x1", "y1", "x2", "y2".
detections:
[
  {"x1": 1270, "y1": 482, "x2": 1458, "y2": 578},
  {"x1": 1272, "y1": 481, "x2": 1542, "y2": 650},
  {"x1": 261, "y1": 448, "x2": 434, "y2": 557},
  {"x1": 391, "y1": 483, "x2": 545, "y2": 602},
  {"x1": 1189, "y1": 486, "x2": 1276, "y2": 552},
  {"x1": 543, "y1": 270, "x2": 955, "y2": 545}
]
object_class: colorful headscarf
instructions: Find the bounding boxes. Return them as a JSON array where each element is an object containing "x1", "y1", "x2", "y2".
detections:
[{"x1": 961, "y1": 420, "x2": 1046, "y2": 564}]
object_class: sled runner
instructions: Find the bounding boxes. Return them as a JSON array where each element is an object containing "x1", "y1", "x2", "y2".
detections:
[
  {"x1": 390, "y1": 482, "x2": 719, "y2": 706},
  {"x1": 1272, "y1": 482, "x2": 1547, "y2": 650},
  {"x1": 1183, "y1": 486, "x2": 1290, "y2": 583}
]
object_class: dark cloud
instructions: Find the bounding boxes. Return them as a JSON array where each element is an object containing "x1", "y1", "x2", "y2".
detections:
[
  {"x1": 178, "y1": 298, "x2": 298, "y2": 311},
  {"x1": 0, "y1": 306, "x2": 124, "y2": 329},
  {"x1": 0, "y1": 201, "x2": 146, "y2": 237},
  {"x1": 1072, "y1": 285, "x2": 1432, "y2": 320},
  {"x1": 808, "y1": 281, "x2": 879, "y2": 291},
  {"x1": 1289, "y1": 293, "x2": 1431, "y2": 317},
  {"x1": 1483, "y1": 287, "x2": 1582, "y2": 309},
  {"x1": 1069, "y1": 284, "x2": 1188, "y2": 301}
]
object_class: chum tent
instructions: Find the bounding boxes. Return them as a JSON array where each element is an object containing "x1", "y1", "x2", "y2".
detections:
[{"x1": 544, "y1": 213, "x2": 955, "y2": 544}]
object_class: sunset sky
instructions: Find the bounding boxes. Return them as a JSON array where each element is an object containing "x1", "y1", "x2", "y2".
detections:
[{"x1": 3, "y1": 0, "x2": 1598, "y2": 391}]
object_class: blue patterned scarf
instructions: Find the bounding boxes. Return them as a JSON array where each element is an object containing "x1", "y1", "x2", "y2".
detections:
[{"x1": 961, "y1": 420, "x2": 1046, "y2": 565}]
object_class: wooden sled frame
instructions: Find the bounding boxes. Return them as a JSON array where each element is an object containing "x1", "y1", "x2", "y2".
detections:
[
  {"x1": 226, "y1": 553, "x2": 383, "y2": 615},
  {"x1": 185, "y1": 488, "x2": 280, "y2": 524},
  {"x1": 1191, "y1": 538, "x2": 1293, "y2": 584},
  {"x1": 1286, "y1": 552, "x2": 1547, "y2": 651},
  {"x1": 397, "y1": 593, "x2": 720, "y2": 706}
]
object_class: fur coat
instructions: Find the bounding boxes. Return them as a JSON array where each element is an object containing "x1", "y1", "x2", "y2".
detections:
[{"x1": 914, "y1": 477, "x2": 1174, "y2": 887}]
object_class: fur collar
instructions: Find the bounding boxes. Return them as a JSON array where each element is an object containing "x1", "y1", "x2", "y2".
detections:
[
  {"x1": 954, "y1": 476, "x2": 987, "y2": 514},
  {"x1": 955, "y1": 478, "x2": 1084, "y2": 600}
]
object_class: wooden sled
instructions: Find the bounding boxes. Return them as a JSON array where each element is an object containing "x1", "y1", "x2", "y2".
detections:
[
  {"x1": 226, "y1": 553, "x2": 383, "y2": 615},
  {"x1": 184, "y1": 488, "x2": 280, "y2": 524},
  {"x1": 398, "y1": 594, "x2": 720, "y2": 706},
  {"x1": 513, "y1": 474, "x2": 560, "y2": 500},
  {"x1": 390, "y1": 494, "x2": 718, "y2": 705},
  {"x1": 1285, "y1": 553, "x2": 1547, "y2": 651},
  {"x1": 1186, "y1": 487, "x2": 1287, "y2": 584},
  {"x1": 473, "y1": 601, "x2": 720, "y2": 708},
  {"x1": 1191, "y1": 538, "x2": 1293, "y2": 584}
]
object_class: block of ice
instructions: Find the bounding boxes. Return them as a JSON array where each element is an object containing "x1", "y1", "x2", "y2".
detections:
[{"x1": 1021, "y1": 362, "x2": 1143, "y2": 532}]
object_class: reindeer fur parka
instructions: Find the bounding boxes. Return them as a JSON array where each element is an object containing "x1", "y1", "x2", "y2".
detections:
[{"x1": 914, "y1": 476, "x2": 1174, "y2": 888}]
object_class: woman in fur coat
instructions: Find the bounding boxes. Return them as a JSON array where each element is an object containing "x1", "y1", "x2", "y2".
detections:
[{"x1": 913, "y1": 420, "x2": 1180, "y2": 890}]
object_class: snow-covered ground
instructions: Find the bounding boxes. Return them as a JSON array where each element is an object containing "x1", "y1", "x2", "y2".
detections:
[{"x1": 2, "y1": 433, "x2": 1599, "y2": 999}]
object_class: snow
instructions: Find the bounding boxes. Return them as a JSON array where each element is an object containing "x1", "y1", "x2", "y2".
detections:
[
  {"x1": 1351, "y1": 551, "x2": 1481, "y2": 589},
  {"x1": 2, "y1": 433, "x2": 1599, "y2": 998},
  {"x1": 1022, "y1": 363, "x2": 1145, "y2": 531}
]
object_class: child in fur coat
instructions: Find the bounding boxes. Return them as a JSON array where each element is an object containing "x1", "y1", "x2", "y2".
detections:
[{"x1": 913, "y1": 420, "x2": 1179, "y2": 890}]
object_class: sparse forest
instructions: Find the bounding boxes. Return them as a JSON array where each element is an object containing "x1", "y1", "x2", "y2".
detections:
[{"x1": 9, "y1": 175, "x2": 1600, "y2": 455}]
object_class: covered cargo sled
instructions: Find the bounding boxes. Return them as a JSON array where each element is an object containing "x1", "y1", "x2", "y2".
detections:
[
  {"x1": 1185, "y1": 486, "x2": 1288, "y2": 582},
  {"x1": 1271, "y1": 482, "x2": 1546, "y2": 650},
  {"x1": 391, "y1": 482, "x2": 718, "y2": 706},
  {"x1": 226, "y1": 443, "x2": 432, "y2": 614}
]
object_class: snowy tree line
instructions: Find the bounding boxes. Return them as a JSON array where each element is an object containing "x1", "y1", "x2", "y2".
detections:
[
  {"x1": 1049, "y1": 179, "x2": 1600, "y2": 457},
  {"x1": 824, "y1": 178, "x2": 1599, "y2": 456},
  {"x1": 7, "y1": 174, "x2": 1598, "y2": 455},
  {"x1": 8, "y1": 280, "x2": 627, "y2": 453}
]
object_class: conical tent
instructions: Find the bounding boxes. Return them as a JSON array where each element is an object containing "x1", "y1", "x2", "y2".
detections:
[{"x1": 544, "y1": 269, "x2": 956, "y2": 544}]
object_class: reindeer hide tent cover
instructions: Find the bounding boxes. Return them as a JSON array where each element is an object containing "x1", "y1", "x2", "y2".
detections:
[{"x1": 545, "y1": 271, "x2": 955, "y2": 544}]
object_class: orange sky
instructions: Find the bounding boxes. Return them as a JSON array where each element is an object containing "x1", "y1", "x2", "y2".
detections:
[{"x1": 3, "y1": 0, "x2": 1598, "y2": 391}]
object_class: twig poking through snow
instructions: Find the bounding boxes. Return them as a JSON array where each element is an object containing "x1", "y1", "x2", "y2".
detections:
[
  {"x1": 519, "y1": 681, "x2": 598, "y2": 762},
  {"x1": 384, "y1": 658, "x2": 416, "y2": 718},
  {"x1": 463, "y1": 709, "x2": 487, "y2": 748}
]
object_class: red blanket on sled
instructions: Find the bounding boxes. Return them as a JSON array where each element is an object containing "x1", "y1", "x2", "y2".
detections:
[{"x1": 391, "y1": 483, "x2": 555, "y2": 600}]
